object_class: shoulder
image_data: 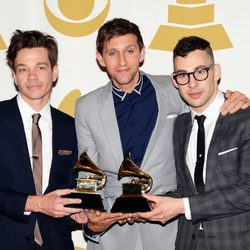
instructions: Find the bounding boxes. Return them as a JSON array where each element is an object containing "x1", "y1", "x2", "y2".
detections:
[
  {"x1": 0, "y1": 97, "x2": 18, "y2": 115},
  {"x1": 223, "y1": 106, "x2": 250, "y2": 123},
  {"x1": 144, "y1": 72, "x2": 172, "y2": 88},
  {"x1": 144, "y1": 72, "x2": 179, "y2": 96},
  {"x1": 144, "y1": 72, "x2": 188, "y2": 114},
  {"x1": 76, "y1": 82, "x2": 110, "y2": 106}
]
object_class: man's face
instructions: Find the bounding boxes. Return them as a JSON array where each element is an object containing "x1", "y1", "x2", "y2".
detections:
[
  {"x1": 13, "y1": 47, "x2": 58, "y2": 109},
  {"x1": 172, "y1": 49, "x2": 221, "y2": 113},
  {"x1": 96, "y1": 33, "x2": 145, "y2": 93}
]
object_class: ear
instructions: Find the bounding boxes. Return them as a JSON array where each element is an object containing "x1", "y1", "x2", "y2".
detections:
[
  {"x1": 12, "y1": 70, "x2": 18, "y2": 86},
  {"x1": 52, "y1": 64, "x2": 58, "y2": 82},
  {"x1": 96, "y1": 52, "x2": 106, "y2": 68},
  {"x1": 139, "y1": 47, "x2": 145, "y2": 63},
  {"x1": 214, "y1": 63, "x2": 221, "y2": 82},
  {"x1": 170, "y1": 74, "x2": 179, "y2": 89}
]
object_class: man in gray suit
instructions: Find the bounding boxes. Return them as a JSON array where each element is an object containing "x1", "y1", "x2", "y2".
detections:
[
  {"x1": 137, "y1": 36, "x2": 250, "y2": 250},
  {"x1": 74, "y1": 19, "x2": 249, "y2": 250}
]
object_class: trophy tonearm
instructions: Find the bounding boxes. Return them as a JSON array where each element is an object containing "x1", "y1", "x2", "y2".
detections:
[
  {"x1": 74, "y1": 151, "x2": 107, "y2": 190},
  {"x1": 118, "y1": 153, "x2": 153, "y2": 193}
]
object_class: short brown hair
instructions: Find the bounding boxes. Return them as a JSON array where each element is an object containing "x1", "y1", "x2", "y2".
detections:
[
  {"x1": 6, "y1": 30, "x2": 58, "y2": 71},
  {"x1": 96, "y1": 18, "x2": 144, "y2": 54}
]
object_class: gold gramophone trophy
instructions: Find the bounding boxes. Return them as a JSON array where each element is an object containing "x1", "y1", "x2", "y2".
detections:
[
  {"x1": 63, "y1": 151, "x2": 107, "y2": 210},
  {"x1": 111, "y1": 154, "x2": 153, "y2": 213}
]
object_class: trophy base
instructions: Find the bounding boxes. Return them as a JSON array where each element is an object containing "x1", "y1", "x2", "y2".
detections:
[
  {"x1": 62, "y1": 192, "x2": 105, "y2": 211},
  {"x1": 111, "y1": 194, "x2": 151, "y2": 213}
]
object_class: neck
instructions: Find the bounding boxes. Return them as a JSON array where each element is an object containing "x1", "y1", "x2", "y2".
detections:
[{"x1": 20, "y1": 95, "x2": 50, "y2": 112}]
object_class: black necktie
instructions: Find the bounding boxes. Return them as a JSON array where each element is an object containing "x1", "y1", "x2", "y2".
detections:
[
  {"x1": 194, "y1": 115, "x2": 206, "y2": 193},
  {"x1": 32, "y1": 113, "x2": 43, "y2": 246}
]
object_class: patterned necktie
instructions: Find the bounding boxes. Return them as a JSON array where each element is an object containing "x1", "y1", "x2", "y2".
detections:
[
  {"x1": 32, "y1": 113, "x2": 43, "y2": 246},
  {"x1": 194, "y1": 115, "x2": 206, "y2": 193}
]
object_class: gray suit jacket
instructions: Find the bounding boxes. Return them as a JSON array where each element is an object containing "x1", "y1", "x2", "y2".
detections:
[
  {"x1": 75, "y1": 72, "x2": 187, "y2": 250},
  {"x1": 173, "y1": 108, "x2": 250, "y2": 250}
]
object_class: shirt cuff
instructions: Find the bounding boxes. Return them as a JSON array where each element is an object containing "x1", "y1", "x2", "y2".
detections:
[
  {"x1": 183, "y1": 197, "x2": 192, "y2": 220},
  {"x1": 83, "y1": 223, "x2": 100, "y2": 238}
]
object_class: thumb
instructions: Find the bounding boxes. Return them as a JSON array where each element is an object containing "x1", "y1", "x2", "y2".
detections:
[{"x1": 142, "y1": 193, "x2": 157, "y2": 202}]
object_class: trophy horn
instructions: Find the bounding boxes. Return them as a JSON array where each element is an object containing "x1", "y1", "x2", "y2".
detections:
[
  {"x1": 74, "y1": 151, "x2": 107, "y2": 189},
  {"x1": 118, "y1": 154, "x2": 153, "y2": 193}
]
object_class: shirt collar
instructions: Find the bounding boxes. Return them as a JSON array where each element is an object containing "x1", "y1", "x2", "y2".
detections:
[
  {"x1": 190, "y1": 90, "x2": 224, "y2": 124},
  {"x1": 17, "y1": 94, "x2": 51, "y2": 122},
  {"x1": 112, "y1": 73, "x2": 143, "y2": 101}
]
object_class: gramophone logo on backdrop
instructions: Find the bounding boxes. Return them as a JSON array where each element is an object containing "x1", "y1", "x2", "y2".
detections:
[
  {"x1": 43, "y1": 0, "x2": 110, "y2": 117},
  {"x1": 150, "y1": 0, "x2": 233, "y2": 51},
  {"x1": 0, "y1": 35, "x2": 7, "y2": 51},
  {"x1": 44, "y1": 0, "x2": 110, "y2": 37}
]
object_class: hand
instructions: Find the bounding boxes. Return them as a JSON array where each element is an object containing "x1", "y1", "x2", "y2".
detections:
[
  {"x1": 135, "y1": 194, "x2": 184, "y2": 224},
  {"x1": 220, "y1": 90, "x2": 250, "y2": 115},
  {"x1": 25, "y1": 189, "x2": 83, "y2": 218},
  {"x1": 71, "y1": 210, "x2": 88, "y2": 224},
  {"x1": 87, "y1": 210, "x2": 131, "y2": 233}
]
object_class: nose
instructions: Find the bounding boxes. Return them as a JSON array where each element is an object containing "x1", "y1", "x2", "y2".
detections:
[
  {"x1": 118, "y1": 53, "x2": 127, "y2": 66},
  {"x1": 188, "y1": 74, "x2": 199, "y2": 88},
  {"x1": 28, "y1": 69, "x2": 38, "y2": 81}
]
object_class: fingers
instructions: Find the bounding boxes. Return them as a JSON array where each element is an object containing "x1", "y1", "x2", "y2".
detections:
[
  {"x1": 87, "y1": 211, "x2": 131, "y2": 233},
  {"x1": 220, "y1": 91, "x2": 249, "y2": 115},
  {"x1": 39, "y1": 191, "x2": 83, "y2": 218},
  {"x1": 71, "y1": 211, "x2": 88, "y2": 224}
]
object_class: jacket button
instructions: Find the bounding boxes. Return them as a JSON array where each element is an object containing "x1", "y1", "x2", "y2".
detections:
[{"x1": 192, "y1": 233, "x2": 196, "y2": 240}]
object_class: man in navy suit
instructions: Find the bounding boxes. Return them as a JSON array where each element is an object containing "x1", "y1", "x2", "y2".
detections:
[
  {"x1": 137, "y1": 36, "x2": 250, "y2": 250},
  {"x1": 0, "y1": 30, "x2": 84, "y2": 250}
]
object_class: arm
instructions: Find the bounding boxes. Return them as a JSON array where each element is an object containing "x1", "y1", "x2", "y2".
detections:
[{"x1": 136, "y1": 194, "x2": 184, "y2": 224}]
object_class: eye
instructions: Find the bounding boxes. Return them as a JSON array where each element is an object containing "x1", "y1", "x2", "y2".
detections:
[
  {"x1": 196, "y1": 68, "x2": 207, "y2": 75},
  {"x1": 127, "y1": 49, "x2": 134, "y2": 54},
  {"x1": 177, "y1": 73, "x2": 187, "y2": 79},
  {"x1": 17, "y1": 67, "x2": 27, "y2": 73},
  {"x1": 37, "y1": 65, "x2": 46, "y2": 70},
  {"x1": 108, "y1": 51, "x2": 116, "y2": 56}
]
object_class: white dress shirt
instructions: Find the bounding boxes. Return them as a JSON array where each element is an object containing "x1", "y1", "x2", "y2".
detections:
[
  {"x1": 183, "y1": 91, "x2": 224, "y2": 220},
  {"x1": 17, "y1": 94, "x2": 52, "y2": 193}
]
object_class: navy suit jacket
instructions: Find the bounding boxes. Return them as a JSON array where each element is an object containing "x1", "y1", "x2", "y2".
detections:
[
  {"x1": 0, "y1": 97, "x2": 78, "y2": 250},
  {"x1": 173, "y1": 107, "x2": 250, "y2": 250}
]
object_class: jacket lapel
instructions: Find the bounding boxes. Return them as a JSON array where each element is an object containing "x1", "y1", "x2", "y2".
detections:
[
  {"x1": 180, "y1": 114, "x2": 198, "y2": 194},
  {"x1": 140, "y1": 76, "x2": 170, "y2": 168},
  {"x1": 98, "y1": 83, "x2": 123, "y2": 168}
]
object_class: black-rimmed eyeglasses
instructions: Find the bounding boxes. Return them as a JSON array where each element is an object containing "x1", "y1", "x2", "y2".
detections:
[{"x1": 172, "y1": 64, "x2": 214, "y2": 85}]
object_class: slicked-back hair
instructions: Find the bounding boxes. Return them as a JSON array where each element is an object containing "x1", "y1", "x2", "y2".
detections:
[
  {"x1": 96, "y1": 18, "x2": 144, "y2": 54},
  {"x1": 173, "y1": 36, "x2": 214, "y2": 63},
  {"x1": 6, "y1": 29, "x2": 58, "y2": 71}
]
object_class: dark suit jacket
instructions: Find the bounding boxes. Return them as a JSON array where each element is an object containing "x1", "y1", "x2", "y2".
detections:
[
  {"x1": 173, "y1": 107, "x2": 250, "y2": 250},
  {"x1": 0, "y1": 97, "x2": 78, "y2": 250}
]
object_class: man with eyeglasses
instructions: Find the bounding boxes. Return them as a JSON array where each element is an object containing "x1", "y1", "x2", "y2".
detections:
[{"x1": 136, "y1": 36, "x2": 250, "y2": 250}]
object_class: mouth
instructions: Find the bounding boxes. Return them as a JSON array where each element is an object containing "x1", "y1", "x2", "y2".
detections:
[
  {"x1": 28, "y1": 84, "x2": 42, "y2": 90},
  {"x1": 116, "y1": 68, "x2": 130, "y2": 74},
  {"x1": 188, "y1": 91, "x2": 203, "y2": 99}
]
